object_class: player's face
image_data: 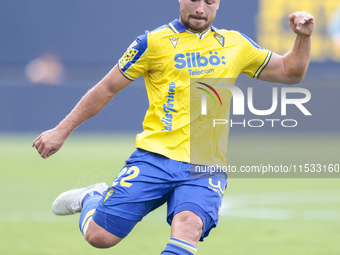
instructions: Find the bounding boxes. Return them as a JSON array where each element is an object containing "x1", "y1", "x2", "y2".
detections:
[{"x1": 179, "y1": 0, "x2": 220, "y2": 33}]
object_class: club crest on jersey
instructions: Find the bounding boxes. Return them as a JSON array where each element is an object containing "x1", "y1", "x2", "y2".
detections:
[
  {"x1": 169, "y1": 37, "x2": 179, "y2": 48},
  {"x1": 103, "y1": 188, "x2": 115, "y2": 202},
  {"x1": 214, "y1": 34, "x2": 225, "y2": 47}
]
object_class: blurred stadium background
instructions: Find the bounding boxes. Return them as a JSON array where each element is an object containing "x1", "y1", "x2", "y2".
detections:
[{"x1": 1, "y1": 0, "x2": 339, "y2": 254}]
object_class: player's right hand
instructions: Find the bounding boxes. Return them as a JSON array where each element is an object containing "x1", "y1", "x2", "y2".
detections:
[{"x1": 32, "y1": 128, "x2": 68, "y2": 159}]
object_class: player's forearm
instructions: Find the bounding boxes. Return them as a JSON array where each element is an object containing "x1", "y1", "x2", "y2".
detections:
[
  {"x1": 55, "y1": 82, "x2": 115, "y2": 136},
  {"x1": 283, "y1": 34, "x2": 312, "y2": 80},
  {"x1": 54, "y1": 65, "x2": 131, "y2": 137}
]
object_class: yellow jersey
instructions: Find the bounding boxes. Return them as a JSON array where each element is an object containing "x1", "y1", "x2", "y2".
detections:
[{"x1": 118, "y1": 19, "x2": 272, "y2": 166}]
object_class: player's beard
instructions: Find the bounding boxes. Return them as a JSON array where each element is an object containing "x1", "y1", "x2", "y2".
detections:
[{"x1": 180, "y1": 14, "x2": 213, "y2": 33}]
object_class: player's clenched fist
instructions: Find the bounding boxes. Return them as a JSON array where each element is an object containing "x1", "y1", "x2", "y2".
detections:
[
  {"x1": 289, "y1": 11, "x2": 315, "y2": 37},
  {"x1": 32, "y1": 128, "x2": 68, "y2": 159}
]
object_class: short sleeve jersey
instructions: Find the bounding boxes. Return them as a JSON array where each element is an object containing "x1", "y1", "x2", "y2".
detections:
[{"x1": 118, "y1": 19, "x2": 272, "y2": 166}]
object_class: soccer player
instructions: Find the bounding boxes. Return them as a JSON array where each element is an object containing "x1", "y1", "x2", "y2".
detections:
[{"x1": 32, "y1": 0, "x2": 315, "y2": 254}]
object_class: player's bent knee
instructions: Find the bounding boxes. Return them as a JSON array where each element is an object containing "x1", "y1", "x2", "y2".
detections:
[
  {"x1": 86, "y1": 219, "x2": 123, "y2": 248},
  {"x1": 171, "y1": 211, "x2": 203, "y2": 245},
  {"x1": 86, "y1": 232, "x2": 121, "y2": 248}
]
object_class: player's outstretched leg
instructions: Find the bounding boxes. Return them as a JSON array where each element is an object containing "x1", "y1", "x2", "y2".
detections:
[
  {"x1": 52, "y1": 183, "x2": 123, "y2": 248},
  {"x1": 52, "y1": 183, "x2": 108, "y2": 215},
  {"x1": 52, "y1": 183, "x2": 108, "y2": 241}
]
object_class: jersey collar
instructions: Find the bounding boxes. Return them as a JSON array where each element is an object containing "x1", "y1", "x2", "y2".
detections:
[{"x1": 169, "y1": 19, "x2": 218, "y2": 34}]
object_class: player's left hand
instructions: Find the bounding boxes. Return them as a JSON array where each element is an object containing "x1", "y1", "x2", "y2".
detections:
[{"x1": 289, "y1": 11, "x2": 315, "y2": 37}]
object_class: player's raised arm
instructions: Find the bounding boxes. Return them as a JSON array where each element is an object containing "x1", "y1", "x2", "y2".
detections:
[
  {"x1": 32, "y1": 65, "x2": 132, "y2": 159},
  {"x1": 259, "y1": 11, "x2": 315, "y2": 84}
]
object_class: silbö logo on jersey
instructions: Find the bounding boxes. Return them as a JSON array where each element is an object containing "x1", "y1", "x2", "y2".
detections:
[
  {"x1": 161, "y1": 81, "x2": 177, "y2": 131},
  {"x1": 174, "y1": 51, "x2": 226, "y2": 76}
]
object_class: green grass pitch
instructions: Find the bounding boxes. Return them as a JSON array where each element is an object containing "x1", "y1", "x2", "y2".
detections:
[{"x1": 0, "y1": 132, "x2": 339, "y2": 255}]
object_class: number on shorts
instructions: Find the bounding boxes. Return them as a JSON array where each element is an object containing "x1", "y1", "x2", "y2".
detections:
[{"x1": 112, "y1": 166, "x2": 140, "y2": 188}]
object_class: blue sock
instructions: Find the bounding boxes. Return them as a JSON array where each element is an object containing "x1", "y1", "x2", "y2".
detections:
[
  {"x1": 161, "y1": 238, "x2": 197, "y2": 255},
  {"x1": 78, "y1": 192, "x2": 102, "y2": 235}
]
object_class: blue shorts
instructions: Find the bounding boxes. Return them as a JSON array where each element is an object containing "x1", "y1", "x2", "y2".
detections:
[{"x1": 93, "y1": 149, "x2": 227, "y2": 241}]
